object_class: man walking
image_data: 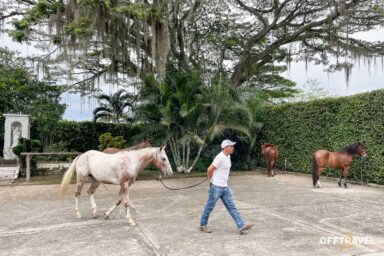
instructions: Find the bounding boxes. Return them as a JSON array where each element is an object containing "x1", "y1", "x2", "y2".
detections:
[{"x1": 199, "y1": 139, "x2": 253, "y2": 235}]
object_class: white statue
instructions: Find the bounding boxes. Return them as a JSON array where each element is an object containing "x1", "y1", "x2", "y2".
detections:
[{"x1": 11, "y1": 126, "x2": 21, "y2": 147}]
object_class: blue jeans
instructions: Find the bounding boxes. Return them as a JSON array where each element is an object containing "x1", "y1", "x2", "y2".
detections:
[{"x1": 200, "y1": 183, "x2": 245, "y2": 230}]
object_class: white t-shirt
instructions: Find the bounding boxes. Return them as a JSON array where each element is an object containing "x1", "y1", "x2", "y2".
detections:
[{"x1": 210, "y1": 151, "x2": 231, "y2": 187}]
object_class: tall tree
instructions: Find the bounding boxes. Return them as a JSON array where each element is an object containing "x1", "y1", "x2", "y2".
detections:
[
  {"x1": 0, "y1": 47, "x2": 66, "y2": 144},
  {"x1": 2, "y1": 1, "x2": 384, "y2": 92}
]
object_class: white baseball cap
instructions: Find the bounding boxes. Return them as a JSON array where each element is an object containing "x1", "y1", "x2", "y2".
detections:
[{"x1": 221, "y1": 139, "x2": 236, "y2": 149}]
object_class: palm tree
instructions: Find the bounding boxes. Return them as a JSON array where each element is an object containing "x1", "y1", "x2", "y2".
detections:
[
  {"x1": 93, "y1": 89, "x2": 135, "y2": 124},
  {"x1": 137, "y1": 70, "x2": 258, "y2": 173}
]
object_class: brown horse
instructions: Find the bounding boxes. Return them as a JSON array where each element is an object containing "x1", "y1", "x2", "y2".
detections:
[
  {"x1": 103, "y1": 138, "x2": 151, "y2": 154},
  {"x1": 312, "y1": 142, "x2": 367, "y2": 189},
  {"x1": 261, "y1": 143, "x2": 279, "y2": 177}
]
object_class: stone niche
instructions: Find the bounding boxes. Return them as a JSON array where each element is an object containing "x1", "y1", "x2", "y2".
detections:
[{"x1": 3, "y1": 113, "x2": 31, "y2": 160}]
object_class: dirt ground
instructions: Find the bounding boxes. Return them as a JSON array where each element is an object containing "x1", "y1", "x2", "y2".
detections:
[{"x1": 0, "y1": 171, "x2": 383, "y2": 256}]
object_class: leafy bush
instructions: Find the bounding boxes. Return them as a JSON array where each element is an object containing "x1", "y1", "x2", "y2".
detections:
[
  {"x1": 98, "y1": 132, "x2": 126, "y2": 151},
  {"x1": 45, "y1": 121, "x2": 142, "y2": 152},
  {"x1": 12, "y1": 138, "x2": 43, "y2": 176}
]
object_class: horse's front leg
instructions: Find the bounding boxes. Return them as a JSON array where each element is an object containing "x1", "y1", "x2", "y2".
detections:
[
  {"x1": 104, "y1": 196, "x2": 122, "y2": 220},
  {"x1": 338, "y1": 170, "x2": 344, "y2": 187},
  {"x1": 122, "y1": 182, "x2": 136, "y2": 226}
]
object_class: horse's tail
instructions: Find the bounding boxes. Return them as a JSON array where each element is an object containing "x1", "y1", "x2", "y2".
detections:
[
  {"x1": 59, "y1": 155, "x2": 80, "y2": 200},
  {"x1": 312, "y1": 153, "x2": 318, "y2": 187}
]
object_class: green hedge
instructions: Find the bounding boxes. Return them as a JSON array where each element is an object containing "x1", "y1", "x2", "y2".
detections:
[
  {"x1": 32, "y1": 121, "x2": 143, "y2": 152},
  {"x1": 258, "y1": 89, "x2": 384, "y2": 184}
]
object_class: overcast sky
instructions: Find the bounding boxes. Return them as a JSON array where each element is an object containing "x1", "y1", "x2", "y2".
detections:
[{"x1": 1, "y1": 27, "x2": 384, "y2": 121}]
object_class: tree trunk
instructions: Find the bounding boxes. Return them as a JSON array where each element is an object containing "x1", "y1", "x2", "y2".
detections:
[
  {"x1": 152, "y1": 0, "x2": 170, "y2": 75},
  {"x1": 230, "y1": 53, "x2": 252, "y2": 87}
]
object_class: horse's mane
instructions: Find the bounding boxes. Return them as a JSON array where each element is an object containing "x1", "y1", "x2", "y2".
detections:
[
  {"x1": 103, "y1": 139, "x2": 151, "y2": 153},
  {"x1": 128, "y1": 140, "x2": 151, "y2": 150},
  {"x1": 117, "y1": 146, "x2": 157, "y2": 155},
  {"x1": 339, "y1": 143, "x2": 362, "y2": 155}
]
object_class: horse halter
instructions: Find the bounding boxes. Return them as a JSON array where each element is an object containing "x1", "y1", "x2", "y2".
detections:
[{"x1": 154, "y1": 150, "x2": 170, "y2": 170}]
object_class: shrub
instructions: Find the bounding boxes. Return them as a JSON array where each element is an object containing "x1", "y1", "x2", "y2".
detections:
[{"x1": 98, "y1": 132, "x2": 126, "y2": 151}]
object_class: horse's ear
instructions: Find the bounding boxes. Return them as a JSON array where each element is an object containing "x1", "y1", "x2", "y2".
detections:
[{"x1": 160, "y1": 144, "x2": 167, "y2": 151}]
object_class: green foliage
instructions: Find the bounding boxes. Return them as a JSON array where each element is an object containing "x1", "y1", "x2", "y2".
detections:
[
  {"x1": 258, "y1": 90, "x2": 384, "y2": 184},
  {"x1": 247, "y1": 64, "x2": 299, "y2": 99},
  {"x1": 12, "y1": 138, "x2": 43, "y2": 177},
  {"x1": 137, "y1": 68, "x2": 261, "y2": 172},
  {"x1": 114, "y1": 3, "x2": 155, "y2": 19},
  {"x1": 0, "y1": 47, "x2": 66, "y2": 141},
  {"x1": 98, "y1": 132, "x2": 126, "y2": 151},
  {"x1": 10, "y1": 1, "x2": 64, "y2": 42},
  {"x1": 47, "y1": 121, "x2": 141, "y2": 152},
  {"x1": 64, "y1": 17, "x2": 93, "y2": 37}
]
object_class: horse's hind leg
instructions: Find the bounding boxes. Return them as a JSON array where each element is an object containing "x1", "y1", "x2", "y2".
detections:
[
  {"x1": 338, "y1": 171, "x2": 344, "y2": 187},
  {"x1": 75, "y1": 176, "x2": 86, "y2": 219},
  {"x1": 266, "y1": 159, "x2": 272, "y2": 177},
  {"x1": 87, "y1": 176, "x2": 100, "y2": 218},
  {"x1": 271, "y1": 160, "x2": 276, "y2": 177},
  {"x1": 316, "y1": 168, "x2": 323, "y2": 188}
]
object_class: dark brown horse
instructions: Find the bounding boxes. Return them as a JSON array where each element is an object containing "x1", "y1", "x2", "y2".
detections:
[
  {"x1": 103, "y1": 138, "x2": 151, "y2": 154},
  {"x1": 261, "y1": 143, "x2": 279, "y2": 177},
  {"x1": 312, "y1": 142, "x2": 367, "y2": 189}
]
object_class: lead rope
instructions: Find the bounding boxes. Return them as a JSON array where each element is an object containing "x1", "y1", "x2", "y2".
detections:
[{"x1": 156, "y1": 175, "x2": 208, "y2": 190}]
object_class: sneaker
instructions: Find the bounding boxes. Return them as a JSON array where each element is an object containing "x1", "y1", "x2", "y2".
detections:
[
  {"x1": 239, "y1": 224, "x2": 254, "y2": 235},
  {"x1": 200, "y1": 226, "x2": 212, "y2": 233}
]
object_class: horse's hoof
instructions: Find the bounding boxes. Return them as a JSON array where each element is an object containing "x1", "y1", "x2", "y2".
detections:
[
  {"x1": 104, "y1": 213, "x2": 110, "y2": 220},
  {"x1": 344, "y1": 184, "x2": 348, "y2": 189},
  {"x1": 338, "y1": 182, "x2": 342, "y2": 187},
  {"x1": 92, "y1": 213, "x2": 98, "y2": 219},
  {"x1": 128, "y1": 219, "x2": 136, "y2": 226},
  {"x1": 76, "y1": 213, "x2": 82, "y2": 219}
]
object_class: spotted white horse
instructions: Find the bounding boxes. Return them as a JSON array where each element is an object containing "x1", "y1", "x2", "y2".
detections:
[{"x1": 59, "y1": 146, "x2": 173, "y2": 225}]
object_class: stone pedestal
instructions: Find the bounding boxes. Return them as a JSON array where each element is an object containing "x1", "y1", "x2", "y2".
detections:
[
  {"x1": 0, "y1": 159, "x2": 19, "y2": 180},
  {"x1": 3, "y1": 113, "x2": 31, "y2": 160}
]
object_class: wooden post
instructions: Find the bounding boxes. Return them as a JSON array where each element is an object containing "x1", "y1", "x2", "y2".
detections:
[
  {"x1": 20, "y1": 152, "x2": 80, "y2": 182},
  {"x1": 26, "y1": 153, "x2": 31, "y2": 182}
]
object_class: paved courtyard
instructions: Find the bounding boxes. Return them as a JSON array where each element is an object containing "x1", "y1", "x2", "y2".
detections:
[{"x1": 0, "y1": 171, "x2": 383, "y2": 256}]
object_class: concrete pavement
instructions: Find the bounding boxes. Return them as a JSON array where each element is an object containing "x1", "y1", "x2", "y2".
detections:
[{"x1": 0, "y1": 171, "x2": 383, "y2": 256}]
